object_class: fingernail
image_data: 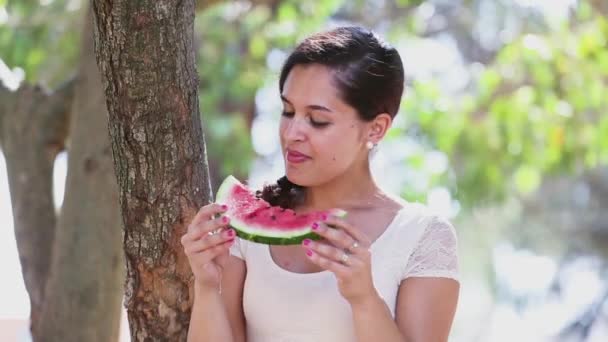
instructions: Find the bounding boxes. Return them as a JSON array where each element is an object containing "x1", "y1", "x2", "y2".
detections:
[
  {"x1": 221, "y1": 204, "x2": 228, "y2": 210},
  {"x1": 321, "y1": 214, "x2": 328, "y2": 221},
  {"x1": 306, "y1": 249, "x2": 313, "y2": 257},
  {"x1": 303, "y1": 239, "x2": 311, "y2": 246},
  {"x1": 311, "y1": 222, "x2": 319, "y2": 230},
  {"x1": 222, "y1": 216, "x2": 229, "y2": 224},
  {"x1": 225, "y1": 229, "x2": 235, "y2": 237}
]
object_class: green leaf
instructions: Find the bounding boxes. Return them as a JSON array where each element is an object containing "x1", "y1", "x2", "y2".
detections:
[
  {"x1": 576, "y1": 1, "x2": 593, "y2": 21},
  {"x1": 249, "y1": 35, "x2": 267, "y2": 59},
  {"x1": 479, "y1": 69, "x2": 501, "y2": 98},
  {"x1": 278, "y1": 3, "x2": 297, "y2": 22},
  {"x1": 514, "y1": 165, "x2": 541, "y2": 194}
]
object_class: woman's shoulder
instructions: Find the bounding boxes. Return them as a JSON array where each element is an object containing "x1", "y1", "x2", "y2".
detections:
[
  {"x1": 384, "y1": 199, "x2": 460, "y2": 281},
  {"x1": 387, "y1": 196, "x2": 457, "y2": 241}
]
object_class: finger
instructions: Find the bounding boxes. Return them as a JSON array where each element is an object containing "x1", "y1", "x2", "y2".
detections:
[
  {"x1": 305, "y1": 249, "x2": 349, "y2": 277},
  {"x1": 191, "y1": 215, "x2": 231, "y2": 240},
  {"x1": 304, "y1": 239, "x2": 364, "y2": 268},
  {"x1": 186, "y1": 228, "x2": 236, "y2": 254},
  {"x1": 324, "y1": 216, "x2": 372, "y2": 247},
  {"x1": 311, "y1": 222, "x2": 357, "y2": 251},
  {"x1": 181, "y1": 216, "x2": 230, "y2": 246},
  {"x1": 189, "y1": 203, "x2": 228, "y2": 231},
  {"x1": 193, "y1": 239, "x2": 235, "y2": 265}
]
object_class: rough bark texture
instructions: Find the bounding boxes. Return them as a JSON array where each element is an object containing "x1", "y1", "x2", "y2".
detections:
[
  {"x1": 34, "y1": 8, "x2": 125, "y2": 341},
  {"x1": 92, "y1": 0, "x2": 213, "y2": 340},
  {"x1": 0, "y1": 78, "x2": 73, "y2": 337}
]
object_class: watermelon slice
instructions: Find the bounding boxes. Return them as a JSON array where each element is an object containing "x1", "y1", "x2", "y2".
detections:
[{"x1": 215, "y1": 175, "x2": 346, "y2": 245}]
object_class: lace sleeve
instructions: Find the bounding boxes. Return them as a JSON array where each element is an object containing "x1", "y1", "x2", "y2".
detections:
[{"x1": 401, "y1": 215, "x2": 459, "y2": 282}]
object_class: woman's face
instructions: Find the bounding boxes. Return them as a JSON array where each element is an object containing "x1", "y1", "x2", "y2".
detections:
[{"x1": 279, "y1": 64, "x2": 369, "y2": 187}]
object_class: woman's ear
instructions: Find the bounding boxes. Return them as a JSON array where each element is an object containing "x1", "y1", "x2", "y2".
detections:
[{"x1": 366, "y1": 113, "x2": 392, "y2": 145}]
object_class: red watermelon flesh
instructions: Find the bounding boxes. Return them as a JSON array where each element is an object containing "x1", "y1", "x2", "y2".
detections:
[{"x1": 216, "y1": 175, "x2": 346, "y2": 245}]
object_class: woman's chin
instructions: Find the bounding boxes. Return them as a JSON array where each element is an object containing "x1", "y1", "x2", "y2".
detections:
[
  {"x1": 285, "y1": 172, "x2": 302, "y2": 186},
  {"x1": 285, "y1": 173, "x2": 305, "y2": 186}
]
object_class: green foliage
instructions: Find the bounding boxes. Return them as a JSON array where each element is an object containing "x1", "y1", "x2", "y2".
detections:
[
  {"x1": 0, "y1": 0, "x2": 83, "y2": 86},
  {"x1": 393, "y1": 4, "x2": 608, "y2": 207}
]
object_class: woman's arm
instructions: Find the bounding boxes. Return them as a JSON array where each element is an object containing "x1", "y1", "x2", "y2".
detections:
[
  {"x1": 395, "y1": 277, "x2": 460, "y2": 341},
  {"x1": 188, "y1": 286, "x2": 235, "y2": 341},
  {"x1": 350, "y1": 292, "x2": 406, "y2": 341},
  {"x1": 392, "y1": 214, "x2": 460, "y2": 341},
  {"x1": 221, "y1": 256, "x2": 247, "y2": 342},
  {"x1": 353, "y1": 213, "x2": 460, "y2": 341},
  {"x1": 187, "y1": 256, "x2": 247, "y2": 342},
  {"x1": 304, "y1": 214, "x2": 459, "y2": 341},
  {"x1": 350, "y1": 277, "x2": 459, "y2": 342}
]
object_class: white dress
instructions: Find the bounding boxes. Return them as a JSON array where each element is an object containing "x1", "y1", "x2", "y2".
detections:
[{"x1": 229, "y1": 200, "x2": 459, "y2": 342}]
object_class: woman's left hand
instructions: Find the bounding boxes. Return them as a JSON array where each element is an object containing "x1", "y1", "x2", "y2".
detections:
[{"x1": 302, "y1": 214, "x2": 378, "y2": 306}]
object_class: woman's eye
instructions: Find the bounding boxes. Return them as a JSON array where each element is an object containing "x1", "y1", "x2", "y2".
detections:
[
  {"x1": 281, "y1": 111, "x2": 329, "y2": 128},
  {"x1": 309, "y1": 118, "x2": 330, "y2": 128}
]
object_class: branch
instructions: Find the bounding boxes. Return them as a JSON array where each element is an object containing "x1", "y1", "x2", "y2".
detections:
[
  {"x1": 196, "y1": 0, "x2": 223, "y2": 11},
  {"x1": 0, "y1": 76, "x2": 75, "y2": 152},
  {"x1": 0, "y1": 81, "x2": 12, "y2": 145},
  {"x1": 558, "y1": 287, "x2": 608, "y2": 340},
  {"x1": 590, "y1": 0, "x2": 608, "y2": 16},
  {"x1": 196, "y1": 0, "x2": 283, "y2": 12},
  {"x1": 42, "y1": 76, "x2": 77, "y2": 152}
]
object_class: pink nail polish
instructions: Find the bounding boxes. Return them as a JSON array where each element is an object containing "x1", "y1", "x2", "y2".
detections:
[
  {"x1": 303, "y1": 239, "x2": 311, "y2": 246},
  {"x1": 311, "y1": 222, "x2": 319, "y2": 230},
  {"x1": 225, "y1": 229, "x2": 235, "y2": 237},
  {"x1": 221, "y1": 204, "x2": 228, "y2": 210},
  {"x1": 321, "y1": 214, "x2": 328, "y2": 221},
  {"x1": 222, "y1": 216, "x2": 229, "y2": 223},
  {"x1": 306, "y1": 249, "x2": 313, "y2": 257}
]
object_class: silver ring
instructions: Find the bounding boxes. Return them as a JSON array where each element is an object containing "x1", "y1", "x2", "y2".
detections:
[
  {"x1": 340, "y1": 252, "x2": 350, "y2": 265},
  {"x1": 349, "y1": 241, "x2": 359, "y2": 252},
  {"x1": 207, "y1": 229, "x2": 221, "y2": 236}
]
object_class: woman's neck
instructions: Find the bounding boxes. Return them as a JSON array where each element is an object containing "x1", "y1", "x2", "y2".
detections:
[{"x1": 302, "y1": 166, "x2": 384, "y2": 212}]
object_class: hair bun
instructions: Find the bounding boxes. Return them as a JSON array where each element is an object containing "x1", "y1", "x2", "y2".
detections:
[{"x1": 259, "y1": 176, "x2": 305, "y2": 209}]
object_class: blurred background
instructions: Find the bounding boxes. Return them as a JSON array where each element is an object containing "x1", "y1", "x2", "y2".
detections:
[{"x1": 1, "y1": 0, "x2": 607, "y2": 341}]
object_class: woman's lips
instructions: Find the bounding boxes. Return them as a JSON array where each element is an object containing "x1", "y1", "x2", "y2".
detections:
[{"x1": 286, "y1": 150, "x2": 310, "y2": 163}]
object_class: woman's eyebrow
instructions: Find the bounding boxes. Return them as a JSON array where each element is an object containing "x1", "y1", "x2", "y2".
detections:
[{"x1": 281, "y1": 95, "x2": 333, "y2": 113}]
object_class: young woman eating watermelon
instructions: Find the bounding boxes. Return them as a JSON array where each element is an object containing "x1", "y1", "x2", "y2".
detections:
[{"x1": 181, "y1": 26, "x2": 460, "y2": 341}]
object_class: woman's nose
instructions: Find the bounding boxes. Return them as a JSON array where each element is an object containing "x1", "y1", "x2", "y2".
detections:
[{"x1": 283, "y1": 117, "x2": 306, "y2": 142}]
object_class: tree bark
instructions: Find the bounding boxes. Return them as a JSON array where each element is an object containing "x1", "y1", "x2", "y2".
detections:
[
  {"x1": 0, "y1": 78, "x2": 73, "y2": 337},
  {"x1": 92, "y1": 0, "x2": 213, "y2": 340},
  {"x1": 34, "y1": 7, "x2": 125, "y2": 341}
]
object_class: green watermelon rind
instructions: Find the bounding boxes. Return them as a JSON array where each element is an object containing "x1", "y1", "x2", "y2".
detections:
[
  {"x1": 230, "y1": 230, "x2": 322, "y2": 245},
  {"x1": 215, "y1": 175, "x2": 347, "y2": 245}
]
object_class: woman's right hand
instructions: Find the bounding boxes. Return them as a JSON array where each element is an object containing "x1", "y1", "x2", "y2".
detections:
[{"x1": 181, "y1": 203, "x2": 235, "y2": 292}]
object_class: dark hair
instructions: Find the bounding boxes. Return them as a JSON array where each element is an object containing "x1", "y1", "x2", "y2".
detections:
[{"x1": 259, "y1": 26, "x2": 405, "y2": 209}]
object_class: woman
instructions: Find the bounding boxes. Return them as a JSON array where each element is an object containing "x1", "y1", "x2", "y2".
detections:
[{"x1": 181, "y1": 26, "x2": 460, "y2": 341}]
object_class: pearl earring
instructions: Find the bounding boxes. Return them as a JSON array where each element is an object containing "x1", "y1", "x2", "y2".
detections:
[{"x1": 366, "y1": 141, "x2": 374, "y2": 150}]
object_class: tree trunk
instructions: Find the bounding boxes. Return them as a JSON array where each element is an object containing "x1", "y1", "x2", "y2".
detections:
[
  {"x1": 35, "y1": 7, "x2": 125, "y2": 341},
  {"x1": 0, "y1": 78, "x2": 73, "y2": 338},
  {"x1": 92, "y1": 0, "x2": 213, "y2": 340}
]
